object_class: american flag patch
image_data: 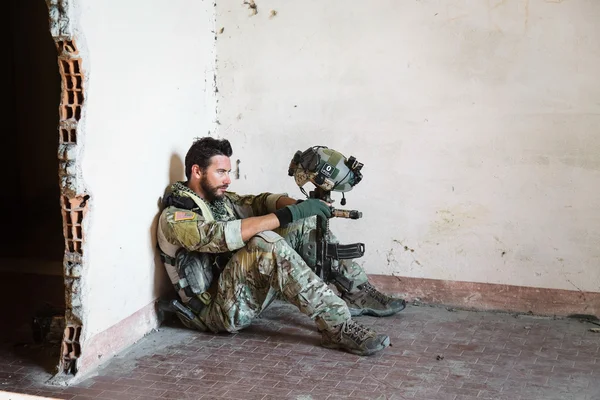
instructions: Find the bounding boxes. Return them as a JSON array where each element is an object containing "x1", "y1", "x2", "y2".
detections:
[{"x1": 174, "y1": 211, "x2": 195, "y2": 221}]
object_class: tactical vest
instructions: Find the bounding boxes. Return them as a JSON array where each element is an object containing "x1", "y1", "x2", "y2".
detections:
[{"x1": 157, "y1": 191, "x2": 234, "y2": 315}]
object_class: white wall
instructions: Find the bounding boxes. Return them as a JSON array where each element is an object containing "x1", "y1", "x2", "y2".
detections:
[
  {"x1": 77, "y1": 0, "x2": 216, "y2": 340},
  {"x1": 216, "y1": 0, "x2": 600, "y2": 293}
]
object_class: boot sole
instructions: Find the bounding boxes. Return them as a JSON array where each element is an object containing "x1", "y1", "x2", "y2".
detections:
[
  {"x1": 322, "y1": 335, "x2": 391, "y2": 356},
  {"x1": 349, "y1": 302, "x2": 406, "y2": 317}
]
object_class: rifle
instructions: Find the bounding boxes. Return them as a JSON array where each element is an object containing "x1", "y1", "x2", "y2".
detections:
[
  {"x1": 309, "y1": 187, "x2": 365, "y2": 292},
  {"x1": 288, "y1": 145, "x2": 366, "y2": 292}
]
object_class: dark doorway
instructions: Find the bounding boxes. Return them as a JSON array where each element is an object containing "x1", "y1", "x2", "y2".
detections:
[{"x1": 1, "y1": 0, "x2": 65, "y2": 372}]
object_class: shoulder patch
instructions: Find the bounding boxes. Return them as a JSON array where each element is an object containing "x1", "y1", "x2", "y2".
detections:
[{"x1": 174, "y1": 211, "x2": 196, "y2": 221}]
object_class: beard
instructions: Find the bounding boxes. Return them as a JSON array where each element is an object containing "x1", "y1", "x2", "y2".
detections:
[{"x1": 200, "y1": 176, "x2": 228, "y2": 202}]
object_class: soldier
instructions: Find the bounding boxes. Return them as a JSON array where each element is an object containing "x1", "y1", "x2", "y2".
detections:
[{"x1": 157, "y1": 137, "x2": 405, "y2": 356}]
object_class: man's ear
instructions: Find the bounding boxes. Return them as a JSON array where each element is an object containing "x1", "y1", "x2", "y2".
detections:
[{"x1": 191, "y1": 164, "x2": 203, "y2": 179}]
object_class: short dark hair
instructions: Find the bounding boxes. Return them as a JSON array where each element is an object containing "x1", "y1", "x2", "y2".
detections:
[{"x1": 184, "y1": 137, "x2": 233, "y2": 179}]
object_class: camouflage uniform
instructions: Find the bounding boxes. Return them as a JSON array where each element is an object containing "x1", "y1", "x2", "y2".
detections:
[{"x1": 157, "y1": 182, "x2": 370, "y2": 333}]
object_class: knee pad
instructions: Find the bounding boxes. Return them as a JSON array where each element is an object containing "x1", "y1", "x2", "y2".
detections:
[
  {"x1": 248, "y1": 231, "x2": 284, "y2": 251},
  {"x1": 299, "y1": 228, "x2": 318, "y2": 268}
]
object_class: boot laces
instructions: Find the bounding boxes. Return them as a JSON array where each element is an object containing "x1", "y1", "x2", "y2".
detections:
[
  {"x1": 362, "y1": 282, "x2": 390, "y2": 305},
  {"x1": 342, "y1": 320, "x2": 372, "y2": 344}
]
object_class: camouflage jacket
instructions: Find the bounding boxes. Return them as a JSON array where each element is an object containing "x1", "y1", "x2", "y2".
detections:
[{"x1": 157, "y1": 181, "x2": 284, "y2": 257}]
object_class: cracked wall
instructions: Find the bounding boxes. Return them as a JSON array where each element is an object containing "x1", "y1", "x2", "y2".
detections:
[
  {"x1": 43, "y1": 0, "x2": 218, "y2": 377},
  {"x1": 215, "y1": 0, "x2": 600, "y2": 295},
  {"x1": 45, "y1": 0, "x2": 89, "y2": 374},
  {"x1": 40, "y1": 0, "x2": 599, "y2": 377}
]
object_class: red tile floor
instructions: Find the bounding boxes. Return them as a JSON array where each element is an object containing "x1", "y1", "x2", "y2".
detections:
[{"x1": 1, "y1": 301, "x2": 599, "y2": 400}]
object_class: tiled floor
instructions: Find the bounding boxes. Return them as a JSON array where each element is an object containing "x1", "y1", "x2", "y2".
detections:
[{"x1": 1, "y1": 301, "x2": 599, "y2": 400}]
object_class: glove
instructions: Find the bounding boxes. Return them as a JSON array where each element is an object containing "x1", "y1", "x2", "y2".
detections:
[
  {"x1": 274, "y1": 199, "x2": 332, "y2": 227},
  {"x1": 288, "y1": 199, "x2": 331, "y2": 221}
]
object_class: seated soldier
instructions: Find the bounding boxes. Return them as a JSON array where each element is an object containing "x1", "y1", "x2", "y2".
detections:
[{"x1": 157, "y1": 137, "x2": 405, "y2": 356}]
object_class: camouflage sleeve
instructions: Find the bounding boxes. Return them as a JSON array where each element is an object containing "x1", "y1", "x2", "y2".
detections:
[
  {"x1": 225, "y1": 191, "x2": 286, "y2": 218},
  {"x1": 159, "y1": 207, "x2": 245, "y2": 253}
]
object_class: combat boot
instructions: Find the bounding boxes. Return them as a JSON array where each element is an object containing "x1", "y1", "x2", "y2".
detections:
[
  {"x1": 340, "y1": 282, "x2": 406, "y2": 317},
  {"x1": 320, "y1": 319, "x2": 390, "y2": 356}
]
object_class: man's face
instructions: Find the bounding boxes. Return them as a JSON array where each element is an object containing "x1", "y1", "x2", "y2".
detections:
[{"x1": 198, "y1": 155, "x2": 232, "y2": 201}]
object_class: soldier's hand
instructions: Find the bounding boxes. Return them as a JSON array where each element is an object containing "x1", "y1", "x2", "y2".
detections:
[{"x1": 286, "y1": 199, "x2": 332, "y2": 222}]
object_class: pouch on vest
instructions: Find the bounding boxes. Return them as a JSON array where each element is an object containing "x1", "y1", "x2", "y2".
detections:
[{"x1": 175, "y1": 249, "x2": 214, "y2": 300}]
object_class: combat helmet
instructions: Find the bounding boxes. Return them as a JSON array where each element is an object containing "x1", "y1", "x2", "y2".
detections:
[{"x1": 288, "y1": 146, "x2": 363, "y2": 194}]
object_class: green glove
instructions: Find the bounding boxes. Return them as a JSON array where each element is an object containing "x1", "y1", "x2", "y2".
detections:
[
  {"x1": 287, "y1": 199, "x2": 332, "y2": 221},
  {"x1": 274, "y1": 199, "x2": 332, "y2": 227}
]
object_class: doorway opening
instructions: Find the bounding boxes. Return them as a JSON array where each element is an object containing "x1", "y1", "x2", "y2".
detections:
[{"x1": 2, "y1": 0, "x2": 66, "y2": 374}]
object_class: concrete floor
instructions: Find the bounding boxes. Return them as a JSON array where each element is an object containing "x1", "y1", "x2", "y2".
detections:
[{"x1": 1, "y1": 301, "x2": 599, "y2": 400}]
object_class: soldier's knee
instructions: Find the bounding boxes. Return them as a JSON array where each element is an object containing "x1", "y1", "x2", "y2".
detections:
[{"x1": 247, "y1": 231, "x2": 285, "y2": 251}]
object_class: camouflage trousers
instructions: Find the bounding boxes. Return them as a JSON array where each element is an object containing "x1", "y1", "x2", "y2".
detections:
[{"x1": 198, "y1": 217, "x2": 369, "y2": 333}]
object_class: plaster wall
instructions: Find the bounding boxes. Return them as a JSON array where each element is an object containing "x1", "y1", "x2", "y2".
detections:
[
  {"x1": 76, "y1": 0, "x2": 216, "y2": 340},
  {"x1": 215, "y1": 0, "x2": 600, "y2": 293}
]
